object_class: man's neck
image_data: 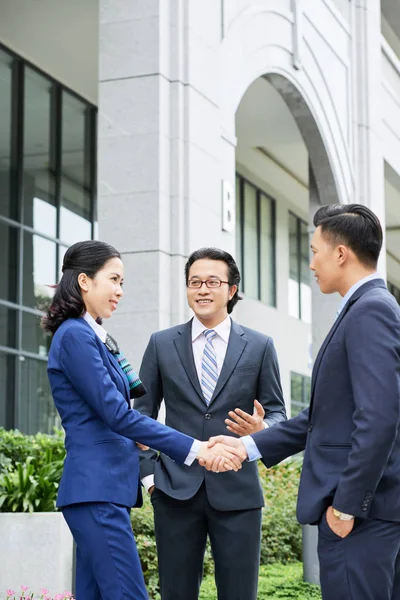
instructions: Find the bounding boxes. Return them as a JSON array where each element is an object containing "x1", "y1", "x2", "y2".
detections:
[
  {"x1": 195, "y1": 314, "x2": 229, "y2": 329},
  {"x1": 338, "y1": 269, "x2": 377, "y2": 297}
]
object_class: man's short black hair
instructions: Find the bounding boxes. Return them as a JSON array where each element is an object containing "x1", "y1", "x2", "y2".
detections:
[
  {"x1": 184, "y1": 247, "x2": 241, "y2": 314},
  {"x1": 313, "y1": 204, "x2": 383, "y2": 268}
]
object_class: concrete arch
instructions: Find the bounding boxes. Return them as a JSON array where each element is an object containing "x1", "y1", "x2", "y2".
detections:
[{"x1": 220, "y1": 2, "x2": 353, "y2": 206}]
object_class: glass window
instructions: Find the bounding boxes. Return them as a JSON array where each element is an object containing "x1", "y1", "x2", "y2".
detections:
[
  {"x1": 0, "y1": 351, "x2": 15, "y2": 428},
  {"x1": 17, "y1": 357, "x2": 59, "y2": 434},
  {"x1": 260, "y1": 194, "x2": 275, "y2": 306},
  {"x1": 235, "y1": 175, "x2": 242, "y2": 290},
  {"x1": 288, "y1": 213, "x2": 311, "y2": 323},
  {"x1": 23, "y1": 232, "x2": 56, "y2": 309},
  {"x1": 291, "y1": 371, "x2": 311, "y2": 417},
  {"x1": 0, "y1": 220, "x2": 19, "y2": 303},
  {"x1": 21, "y1": 312, "x2": 51, "y2": 357},
  {"x1": 60, "y1": 92, "x2": 92, "y2": 244},
  {"x1": 0, "y1": 50, "x2": 13, "y2": 220},
  {"x1": 288, "y1": 214, "x2": 300, "y2": 319},
  {"x1": 0, "y1": 46, "x2": 96, "y2": 434},
  {"x1": 243, "y1": 182, "x2": 258, "y2": 300},
  {"x1": 388, "y1": 281, "x2": 400, "y2": 305},
  {"x1": 0, "y1": 304, "x2": 18, "y2": 349},
  {"x1": 23, "y1": 68, "x2": 57, "y2": 236},
  {"x1": 236, "y1": 174, "x2": 276, "y2": 306}
]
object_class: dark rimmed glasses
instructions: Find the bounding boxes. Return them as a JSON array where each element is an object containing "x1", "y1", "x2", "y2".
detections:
[{"x1": 187, "y1": 278, "x2": 230, "y2": 289}]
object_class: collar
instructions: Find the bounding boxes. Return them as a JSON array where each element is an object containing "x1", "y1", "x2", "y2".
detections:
[
  {"x1": 82, "y1": 312, "x2": 108, "y2": 343},
  {"x1": 191, "y1": 315, "x2": 231, "y2": 344},
  {"x1": 337, "y1": 272, "x2": 382, "y2": 317}
]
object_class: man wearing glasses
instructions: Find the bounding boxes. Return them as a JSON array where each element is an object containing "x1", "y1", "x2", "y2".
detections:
[{"x1": 135, "y1": 247, "x2": 287, "y2": 600}]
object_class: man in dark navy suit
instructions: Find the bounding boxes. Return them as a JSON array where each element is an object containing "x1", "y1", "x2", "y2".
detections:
[{"x1": 209, "y1": 205, "x2": 400, "y2": 600}]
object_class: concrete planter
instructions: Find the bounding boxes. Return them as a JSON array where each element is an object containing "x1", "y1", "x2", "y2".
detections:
[{"x1": 0, "y1": 512, "x2": 74, "y2": 597}]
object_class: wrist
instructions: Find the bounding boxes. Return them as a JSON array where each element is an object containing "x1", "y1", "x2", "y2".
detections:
[{"x1": 332, "y1": 508, "x2": 354, "y2": 521}]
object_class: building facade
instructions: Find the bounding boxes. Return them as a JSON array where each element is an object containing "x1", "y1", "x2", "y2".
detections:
[{"x1": 0, "y1": 0, "x2": 399, "y2": 435}]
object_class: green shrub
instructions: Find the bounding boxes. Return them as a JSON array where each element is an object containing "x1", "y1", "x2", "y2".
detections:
[
  {"x1": 259, "y1": 459, "x2": 303, "y2": 564},
  {"x1": 0, "y1": 429, "x2": 305, "y2": 598},
  {"x1": 200, "y1": 563, "x2": 321, "y2": 600},
  {"x1": 0, "y1": 428, "x2": 65, "y2": 513}
]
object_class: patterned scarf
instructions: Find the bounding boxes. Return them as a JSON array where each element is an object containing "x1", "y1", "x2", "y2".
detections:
[{"x1": 104, "y1": 333, "x2": 147, "y2": 399}]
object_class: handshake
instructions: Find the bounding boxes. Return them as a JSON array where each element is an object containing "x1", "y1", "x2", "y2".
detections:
[{"x1": 196, "y1": 436, "x2": 248, "y2": 472}]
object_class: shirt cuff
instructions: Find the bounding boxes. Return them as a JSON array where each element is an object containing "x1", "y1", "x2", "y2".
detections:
[
  {"x1": 141, "y1": 474, "x2": 155, "y2": 493},
  {"x1": 184, "y1": 439, "x2": 201, "y2": 466},
  {"x1": 263, "y1": 420, "x2": 269, "y2": 429},
  {"x1": 242, "y1": 435, "x2": 262, "y2": 462}
]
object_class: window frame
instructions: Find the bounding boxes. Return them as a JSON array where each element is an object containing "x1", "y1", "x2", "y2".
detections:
[
  {"x1": 236, "y1": 172, "x2": 276, "y2": 307},
  {"x1": 0, "y1": 42, "x2": 97, "y2": 433}
]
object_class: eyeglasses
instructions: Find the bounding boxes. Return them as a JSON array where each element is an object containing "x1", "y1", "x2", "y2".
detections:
[{"x1": 187, "y1": 279, "x2": 230, "y2": 289}]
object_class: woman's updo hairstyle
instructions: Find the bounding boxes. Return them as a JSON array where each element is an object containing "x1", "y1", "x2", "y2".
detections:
[{"x1": 41, "y1": 240, "x2": 121, "y2": 335}]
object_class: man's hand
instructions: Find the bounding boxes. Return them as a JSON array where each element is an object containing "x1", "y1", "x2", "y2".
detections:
[
  {"x1": 196, "y1": 441, "x2": 247, "y2": 472},
  {"x1": 148, "y1": 485, "x2": 155, "y2": 496},
  {"x1": 325, "y1": 506, "x2": 354, "y2": 538},
  {"x1": 136, "y1": 442, "x2": 150, "y2": 451},
  {"x1": 201, "y1": 435, "x2": 249, "y2": 472},
  {"x1": 225, "y1": 400, "x2": 266, "y2": 436}
]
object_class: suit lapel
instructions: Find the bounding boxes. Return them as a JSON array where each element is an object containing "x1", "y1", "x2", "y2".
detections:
[
  {"x1": 208, "y1": 321, "x2": 247, "y2": 407},
  {"x1": 309, "y1": 278, "x2": 386, "y2": 417},
  {"x1": 173, "y1": 320, "x2": 204, "y2": 401}
]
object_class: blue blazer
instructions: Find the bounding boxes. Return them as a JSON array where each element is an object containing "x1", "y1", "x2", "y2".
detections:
[
  {"x1": 47, "y1": 317, "x2": 194, "y2": 509},
  {"x1": 252, "y1": 279, "x2": 400, "y2": 524}
]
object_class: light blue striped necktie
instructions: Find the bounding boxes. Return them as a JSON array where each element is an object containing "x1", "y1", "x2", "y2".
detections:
[{"x1": 201, "y1": 329, "x2": 218, "y2": 405}]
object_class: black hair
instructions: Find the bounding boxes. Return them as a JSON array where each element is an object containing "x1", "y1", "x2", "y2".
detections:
[
  {"x1": 184, "y1": 247, "x2": 241, "y2": 314},
  {"x1": 313, "y1": 204, "x2": 382, "y2": 268},
  {"x1": 41, "y1": 240, "x2": 121, "y2": 335}
]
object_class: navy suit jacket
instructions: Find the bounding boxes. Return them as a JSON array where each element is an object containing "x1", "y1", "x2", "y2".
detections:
[
  {"x1": 47, "y1": 318, "x2": 194, "y2": 509},
  {"x1": 252, "y1": 279, "x2": 400, "y2": 524},
  {"x1": 136, "y1": 319, "x2": 287, "y2": 511}
]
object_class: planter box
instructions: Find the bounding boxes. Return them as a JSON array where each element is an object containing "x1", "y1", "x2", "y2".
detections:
[{"x1": 0, "y1": 512, "x2": 74, "y2": 597}]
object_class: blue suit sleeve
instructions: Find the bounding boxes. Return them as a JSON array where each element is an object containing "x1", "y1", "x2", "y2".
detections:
[
  {"x1": 251, "y1": 408, "x2": 309, "y2": 467},
  {"x1": 59, "y1": 327, "x2": 194, "y2": 465},
  {"x1": 333, "y1": 299, "x2": 400, "y2": 517}
]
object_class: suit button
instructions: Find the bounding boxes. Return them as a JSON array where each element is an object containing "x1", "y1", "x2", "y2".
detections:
[
  {"x1": 205, "y1": 413, "x2": 211, "y2": 420},
  {"x1": 307, "y1": 425, "x2": 313, "y2": 432}
]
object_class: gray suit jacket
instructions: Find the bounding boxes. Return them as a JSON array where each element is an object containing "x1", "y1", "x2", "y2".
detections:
[{"x1": 136, "y1": 318, "x2": 287, "y2": 511}]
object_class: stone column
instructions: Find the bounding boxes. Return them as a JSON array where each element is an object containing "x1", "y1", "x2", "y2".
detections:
[
  {"x1": 98, "y1": 1, "x2": 227, "y2": 364},
  {"x1": 352, "y1": 0, "x2": 386, "y2": 274}
]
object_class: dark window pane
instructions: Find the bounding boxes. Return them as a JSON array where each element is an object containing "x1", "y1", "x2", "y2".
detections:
[
  {"x1": 17, "y1": 357, "x2": 59, "y2": 434},
  {"x1": 0, "y1": 351, "x2": 15, "y2": 428},
  {"x1": 0, "y1": 50, "x2": 13, "y2": 220},
  {"x1": 260, "y1": 193, "x2": 275, "y2": 306},
  {"x1": 289, "y1": 214, "x2": 300, "y2": 319},
  {"x1": 235, "y1": 175, "x2": 242, "y2": 290},
  {"x1": 0, "y1": 219, "x2": 19, "y2": 303},
  {"x1": 60, "y1": 92, "x2": 92, "y2": 245},
  {"x1": 23, "y1": 68, "x2": 56, "y2": 237},
  {"x1": 290, "y1": 372, "x2": 311, "y2": 417},
  {"x1": 23, "y1": 231, "x2": 56, "y2": 308},
  {"x1": 243, "y1": 182, "x2": 258, "y2": 300},
  {"x1": 300, "y1": 221, "x2": 311, "y2": 323},
  {"x1": 0, "y1": 303, "x2": 17, "y2": 349},
  {"x1": 21, "y1": 312, "x2": 51, "y2": 357}
]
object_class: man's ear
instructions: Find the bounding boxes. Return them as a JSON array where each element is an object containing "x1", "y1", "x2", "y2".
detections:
[
  {"x1": 77, "y1": 272, "x2": 89, "y2": 292},
  {"x1": 229, "y1": 284, "x2": 238, "y2": 301},
  {"x1": 337, "y1": 244, "x2": 349, "y2": 266}
]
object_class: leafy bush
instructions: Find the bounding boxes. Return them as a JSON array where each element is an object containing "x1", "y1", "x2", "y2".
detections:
[
  {"x1": 259, "y1": 459, "x2": 303, "y2": 563},
  {"x1": 200, "y1": 563, "x2": 321, "y2": 600},
  {"x1": 0, "y1": 429, "x2": 305, "y2": 598},
  {"x1": 0, "y1": 428, "x2": 65, "y2": 513}
]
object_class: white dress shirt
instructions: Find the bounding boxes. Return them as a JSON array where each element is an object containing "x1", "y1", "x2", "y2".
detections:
[{"x1": 81, "y1": 313, "x2": 200, "y2": 481}]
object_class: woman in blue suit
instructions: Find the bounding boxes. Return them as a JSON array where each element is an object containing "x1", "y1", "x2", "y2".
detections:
[{"x1": 43, "y1": 240, "x2": 243, "y2": 600}]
